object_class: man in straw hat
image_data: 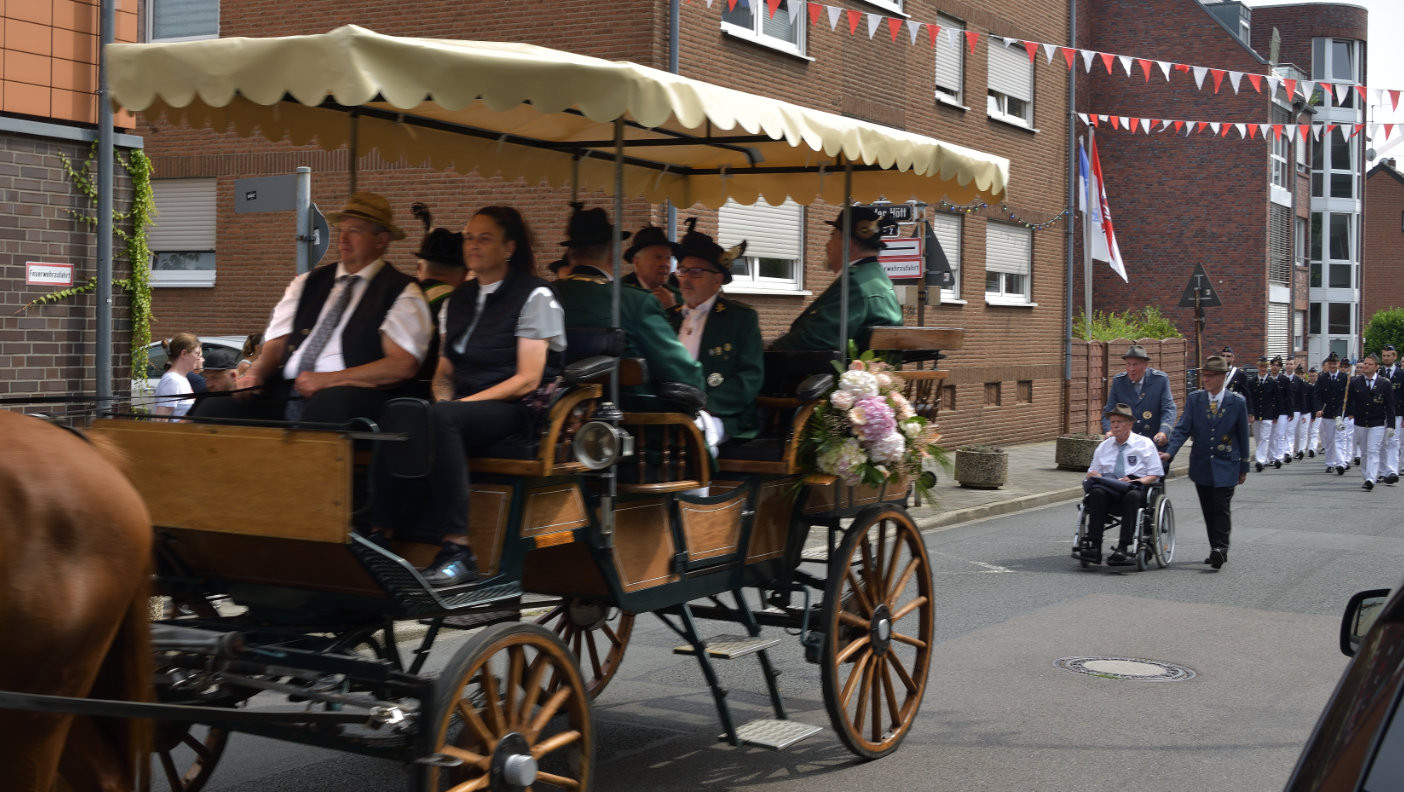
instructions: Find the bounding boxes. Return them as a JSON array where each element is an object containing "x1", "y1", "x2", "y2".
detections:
[
  {"x1": 1161, "y1": 355, "x2": 1250, "y2": 569},
  {"x1": 1101, "y1": 343, "x2": 1176, "y2": 448},
  {"x1": 206, "y1": 191, "x2": 432, "y2": 425},
  {"x1": 1078, "y1": 402, "x2": 1164, "y2": 566}
]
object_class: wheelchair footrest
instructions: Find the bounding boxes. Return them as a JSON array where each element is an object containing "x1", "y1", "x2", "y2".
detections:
[{"x1": 731, "y1": 719, "x2": 823, "y2": 750}]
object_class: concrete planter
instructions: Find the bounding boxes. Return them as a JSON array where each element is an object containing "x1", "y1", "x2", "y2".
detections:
[
  {"x1": 954, "y1": 447, "x2": 1007, "y2": 490},
  {"x1": 1055, "y1": 435, "x2": 1103, "y2": 471}
]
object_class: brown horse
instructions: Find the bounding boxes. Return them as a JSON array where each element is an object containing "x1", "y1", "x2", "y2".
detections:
[{"x1": 0, "y1": 411, "x2": 154, "y2": 791}]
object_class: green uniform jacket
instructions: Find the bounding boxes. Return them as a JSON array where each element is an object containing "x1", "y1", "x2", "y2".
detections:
[
  {"x1": 553, "y1": 267, "x2": 704, "y2": 411},
  {"x1": 622, "y1": 271, "x2": 683, "y2": 308},
  {"x1": 769, "y1": 257, "x2": 903, "y2": 352},
  {"x1": 666, "y1": 296, "x2": 765, "y2": 441}
]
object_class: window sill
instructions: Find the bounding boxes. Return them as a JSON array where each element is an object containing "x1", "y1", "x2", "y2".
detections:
[
  {"x1": 987, "y1": 112, "x2": 1037, "y2": 133},
  {"x1": 939, "y1": 297, "x2": 968, "y2": 305},
  {"x1": 721, "y1": 26, "x2": 814, "y2": 62},
  {"x1": 934, "y1": 94, "x2": 968, "y2": 112},
  {"x1": 984, "y1": 296, "x2": 1037, "y2": 307},
  {"x1": 856, "y1": 0, "x2": 908, "y2": 17},
  {"x1": 724, "y1": 285, "x2": 812, "y2": 297},
  {"x1": 151, "y1": 275, "x2": 216, "y2": 288}
]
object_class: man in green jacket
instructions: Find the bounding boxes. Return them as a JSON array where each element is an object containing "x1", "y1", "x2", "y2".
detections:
[
  {"x1": 550, "y1": 207, "x2": 703, "y2": 411},
  {"x1": 770, "y1": 206, "x2": 903, "y2": 353},
  {"x1": 666, "y1": 219, "x2": 764, "y2": 445}
]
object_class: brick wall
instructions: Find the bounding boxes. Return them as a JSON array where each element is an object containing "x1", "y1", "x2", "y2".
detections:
[
  {"x1": 1363, "y1": 164, "x2": 1404, "y2": 323},
  {"x1": 1064, "y1": 337, "x2": 1188, "y2": 435},
  {"x1": 0, "y1": 133, "x2": 134, "y2": 403},
  {"x1": 1, "y1": 0, "x2": 138, "y2": 126}
]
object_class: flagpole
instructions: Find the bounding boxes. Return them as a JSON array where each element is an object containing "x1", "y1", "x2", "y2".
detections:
[{"x1": 1081, "y1": 129, "x2": 1094, "y2": 342}]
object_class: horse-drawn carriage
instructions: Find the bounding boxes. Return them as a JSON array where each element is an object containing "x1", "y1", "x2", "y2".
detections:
[{"x1": 1, "y1": 26, "x2": 1009, "y2": 791}]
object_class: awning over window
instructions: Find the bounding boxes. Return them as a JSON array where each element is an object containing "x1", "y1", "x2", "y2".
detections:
[{"x1": 108, "y1": 25, "x2": 1009, "y2": 208}]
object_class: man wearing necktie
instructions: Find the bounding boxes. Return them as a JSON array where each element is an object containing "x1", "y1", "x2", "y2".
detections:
[
  {"x1": 1346, "y1": 353, "x2": 1399, "y2": 491},
  {"x1": 1080, "y1": 403, "x2": 1164, "y2": 566},
  {"x1": 200, "y1": 192, "x2": 432, "y2": 425},
  {"x1": 1102, "y1": 344, "x2": 1176, "y2": 448},
  {"x1": 1380, "y1": 345, "x2": 1404, "y2": 483},
  {"x1": 1314, "y1": 353, "x2": 1348, "y2": 474},
  {"x1": 1162, "y1": 355, "x2": 1249, "y2": 570}
]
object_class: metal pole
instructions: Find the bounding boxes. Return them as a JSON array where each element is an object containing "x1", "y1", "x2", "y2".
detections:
[
  {"x1": 666, "y1": 0, "x2": 680, "y2": 243},
  {"x1": 348, "y1": 114, "x2": 359, "y2": 194},
  {"x1": 1064, "y1": 0, "x2": 1078, "y2": 432},
  {"x1": 95, "y1": 0, "x2": 115, "y2": 409},
  {"x1": 295, "y1": 167, "x2": 312, "y2": 275},
  {"x1": 1081, "y1": 129, "x2": 1094, "y2": 342},
  {"x1": 839, "y1": 159, "x2": 853, "y2": 363}
]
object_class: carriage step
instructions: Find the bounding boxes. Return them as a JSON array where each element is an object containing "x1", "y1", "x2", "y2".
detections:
[
  {"x1": 731, "y1": 718, "x2": 823, "y2": 750},
  {"x1": 673, "y1": 634, "x2": 780, "y2": 658},
  {"x1": 800, "y1": 546, "x2": 829, "y2": 563}
]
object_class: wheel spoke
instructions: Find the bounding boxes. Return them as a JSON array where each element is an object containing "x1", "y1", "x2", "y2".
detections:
[
  {"x1": 531, "y1": 727, "x2": 584, "y2": 759},
  {"x1": 526, "y1": 687, "x2": 574, "y2": 741},
  {"x1": 505, "y1": 646, "x2": 525, "y2": 730},
  {"x1": 838, "y1": 648, "x2": 872, "y2": 707},
  {"x1": 443, "y1": 773, "x2": 491, "y2": 792},
  {"x1": 843, "y1": 567, "x2": 875, "y2": 616},
  {"x1": 886, "y1": 649, "x2": 918, "y2": 694},
  {"x1": 889, "y1": 629, "x2": 928, "y2": 650},
  {"x1": 440, "y1": 743, "x2": 490, "y2": 770},
  {"x1": 584, "y1": 629, "x2": 604, "y2": 681},
  {"x1": 874, "y1": 521, "x2": 888, "y2": 595},
  {"x1": 835, "y1": 632, "x2": 871, "y2": 665},
  {"x1": 179, "y1": 730, "x2": 214, "y2": 762},
  {"x1": 456, "y1": 698, "x2": 497, "y2": 749},
  {"x1": 837, "y1": 609, "x2": 870, "y2": 631},
  {"x1": 601, "y1": 622, "x2": 621, "y2": 648},
  {"x1": 870, "y1": 654, "x2": 886, "y2": 743},
  {"x1": 519, "y1": 653, "x2": 549, "y2": 724},
  {"x1": 851, "y1": 655, "x2": 874, "y2": 734},
  {"x1": 533, "y1": 770, "x2": 583, "y2": 790},
  {"x1": 885, "y1": 554, "x2": 920, "y2": 608},
  {"x1": 479, "y1": 669, "x2": 507, "y2": 736},
  {"x1": 879, "y1": 655, "x2": 901, "y2": 730},
  {"x1": 890, "y1": 594, "x2": 929, "y2": 622},
  {"x1": 158, "y1": 750, "x2": 183, "y2": 792}
]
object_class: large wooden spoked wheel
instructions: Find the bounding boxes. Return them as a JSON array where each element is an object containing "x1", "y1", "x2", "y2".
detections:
[
  {"x1": 420, "y1": 623, "x2": 593, "y2": 792},
  {"x1": 534, "y1": 598, "x2": 634, "y2": 700},
  {"x1": 819, "y1": 504, "x2": 934, "y2": 759},
  {"x1": 152, "y1": 593, "x2": 230, "y2": 792}
]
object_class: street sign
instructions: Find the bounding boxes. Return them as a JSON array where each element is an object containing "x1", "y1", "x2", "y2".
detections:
[
  {"x1": 235, "y1": 174, "x2": 298, "y2": 214},
  {"x1": 26, "y1": 262, "x2": 73, "y2": 286},
  {"x1": 869, "y1": 202, "x2": 918, "y2": 223},
  {"x1": 879, "y1": 235, "x2": 923, "y2": 281},
  {"x1": 308, "y1": 204, "x2": 330, "y2": 264},
  {"x1": 1177, "y1": 263, "x2": 1222, "y2": 308},
  {"x1": 922, "y1": 223, "x2": 955, "y2": 288}
]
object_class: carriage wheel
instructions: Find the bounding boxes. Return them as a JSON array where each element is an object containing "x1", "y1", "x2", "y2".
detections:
[
  {"x1": 534, "y1": 598, "x2": 634, "y2": 700},
  {"x1": 152, "y1": 593, "x2": 230, "y2": 792},
  {"x1": 1153, "y1": 498, "x2": 1175, "y2": 568},
  {"x1": 819, "y1": 504, "x2": 934, "y2": 759},
  {"x1": 419, "y1": 623, "x2": 592, "y2": 792}
]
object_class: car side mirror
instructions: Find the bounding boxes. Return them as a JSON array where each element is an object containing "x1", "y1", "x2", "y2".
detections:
[{"x1": 1340, "y1": 588, "x2": 1391, "y2": 657}]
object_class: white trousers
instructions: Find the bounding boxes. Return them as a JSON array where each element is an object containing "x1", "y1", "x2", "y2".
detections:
[
  {"x1": 1342, "y1": 418, "x2": 1358, "y2": 459},
  {"x1": 1295, "y1": 413, "x2": 1311, "y2": 454},
  {"x1": 1355, "y1": 425, "x2": 1385, "y2": 484},
  {"x1": 1254, "y1": 419, "x2": 1276, "y2": 465},
  {"x1": 1382, "y1": 425, "x2": 1401, "y2": 478},
  {"x1": 1309, "y1": 416, "x2": 1322, "y2": 453},
  {"x1": 1273, "y1": 415, "x2": 1293, "y2": 460},
  {"x1": 1320, "y1": 418, "x2": 1342, "y2": 469}
]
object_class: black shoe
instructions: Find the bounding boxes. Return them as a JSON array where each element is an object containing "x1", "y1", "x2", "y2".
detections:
[
  {"x1": 1308, "y1": 450, "x2": 1316, "y2": 458},
  {"x1": 1337, "y1": 466, "x2": 1346, "y2": 475},
  {"x1": 1274, "y1": 460, "x2": 1282, "y2": 469},
  {"x1": 1255, "y1": 462, "x2": 1264, "y2": 472},
  {"x1": 1106, "y1": 547, "x2": 1135, "y2": 566},
  {"x1": 1295, "y1": 451, "x2": 1304, "y2": 460},
  {"x1": 1283, "y1": 455, "x2": 1292, "y2": 465},
  {"x1": 1355, "y1": 456, "x2": 1362, "y2": 465},
  {"x1": 1209, "y1": 548, "x2": 1226, "y2": 569},
  {"x1": 1388, "y1": 474, "x2": 1400, "y2": 485},
  {"x1": 1363, "y1": 480, "x2": 1374, "y2": 492},
  {"x1": 421, "y1": 543, "x2": 481, "y2": 588},
  {"x1": 1077, "y1": 546, "x2": 1102, "y2": 565}
]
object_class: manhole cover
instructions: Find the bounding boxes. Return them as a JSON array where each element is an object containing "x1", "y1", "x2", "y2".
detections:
[{"x1": 1054, "y1": 656, "x2": 1196, "y2": 682}]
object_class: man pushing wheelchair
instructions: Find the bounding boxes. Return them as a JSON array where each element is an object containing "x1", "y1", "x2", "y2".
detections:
[{"x1": 1078, "y1": 403, "x2": 1165, "y2": 566}]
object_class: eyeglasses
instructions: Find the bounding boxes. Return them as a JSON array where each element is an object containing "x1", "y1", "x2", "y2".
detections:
[{"x1": 676, "y1": 266, "x2": 720, "y2": 278}]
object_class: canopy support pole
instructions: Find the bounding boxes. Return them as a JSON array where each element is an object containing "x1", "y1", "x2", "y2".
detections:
[
  {"x1": 838, "y1": 158, "x2": 853, "y2": 364},
  {"x1": 348, "y1": 113, "x2": 359, "y2": 194},
  {"x1": 95, "y1": 0, "x2": 115, "y2": 409},
  {"x1": 599, "y1": 117, "x2": 625, "y2": 546}
]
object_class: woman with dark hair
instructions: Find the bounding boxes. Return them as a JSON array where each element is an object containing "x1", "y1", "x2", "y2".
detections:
[{"x1": 416, "y1": 206, "x2": 565, "y2": 587}]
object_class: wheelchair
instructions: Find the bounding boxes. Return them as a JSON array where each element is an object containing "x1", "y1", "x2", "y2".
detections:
[{"x1": 1071, "y1": 480, "x2": 1175, "y2": 571}]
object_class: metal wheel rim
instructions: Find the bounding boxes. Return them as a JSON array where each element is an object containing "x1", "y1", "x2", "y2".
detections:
[
  {"x1": 820, "y1": 505, "x2": 934, "y2": 759},
  {"x1": 534, "y1": 598, "x2": 633, "y2": 701},
  {"x1": 1154, "y1": 500, "x2": 1175, "y2": 567}
]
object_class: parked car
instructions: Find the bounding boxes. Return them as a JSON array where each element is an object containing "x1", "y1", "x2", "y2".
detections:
[
  {"x1": 1283, "y1": 578, "x2": 1404, "y2": 791},
  {"x1": 131, "y1": 335, "x2": 247, "y2": 410}
]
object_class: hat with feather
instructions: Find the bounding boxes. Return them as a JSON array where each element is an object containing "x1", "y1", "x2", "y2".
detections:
[
  {"x1": 411, "y1": 203, "x2": 464, "y2": 269},
  {"x1": 674, "y1": 217, "x2": 743, "y2": 284}
]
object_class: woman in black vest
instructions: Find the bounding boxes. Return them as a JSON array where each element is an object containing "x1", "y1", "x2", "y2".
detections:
[{"x1": 418, "y1": 206, "x2": 566, "y2": 587}]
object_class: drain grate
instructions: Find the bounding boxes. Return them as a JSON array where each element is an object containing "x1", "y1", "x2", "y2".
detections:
[{"x1": 1054, "y1": 656, "x2": 1196, "y2": 682}]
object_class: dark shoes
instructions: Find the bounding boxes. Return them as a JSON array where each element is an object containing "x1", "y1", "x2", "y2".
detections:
[
  {"x1": 1077, "y1": 545, "x2": 1102, "y2": 565},
  {"x1": 1363, "y1": 480, "x2": 1374, "y2": 492},
  {"x1": 1295, "y1": 451, "x2": 1304, "y2": 460},
  {"x1": 1336, "y1": 466, "x2": 1347, "y2": 476},
  {"x1": 1255, "y1": 462, "x2": 1264, "y2": 473},
  {"x1": 1106, "y1": 547, "x2": 1135, "y2": 566},
  {"x1": 363, "y1": 528, "x2": 394, "y2": 551},
  {"x1": 1274, "y1": 460, "x2": 1282, "y2": 469},
  {"x1": 1207, "y1": 548, "x2": 1227, "y2": 569},
  {"x1": 421, "y1": 542, "x2": 481, "y2": 588},
  {"x1": 1386, "y1": 474, "x2": 1400, "y2": 485},
  {"x1": 1355, "y1": 456, "x2": 1362, "y2": 465},
  {"x1": 1308, "y1": 450, "x2": 1316, "y2": 458},
  {"x1": 1282, "y1": 455, "x2": 1292, "y2": 465}
]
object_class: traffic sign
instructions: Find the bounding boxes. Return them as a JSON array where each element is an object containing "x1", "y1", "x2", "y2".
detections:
[
  {"x1": 869, "y1": 202, "x2": 918, "y2": 223},
  {"x1": 879, "y1": 235, "x2": 923, "y2": 281},
  {"x1": 1177, "y1": 263, "x2": 1222, "y2": 308}
]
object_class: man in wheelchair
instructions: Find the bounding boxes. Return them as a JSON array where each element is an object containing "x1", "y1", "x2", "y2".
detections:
[{"x1": 1079, "y1": 403, "x2": 1164, "y2": 565}]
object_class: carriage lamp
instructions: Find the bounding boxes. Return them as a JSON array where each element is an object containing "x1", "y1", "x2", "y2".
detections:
[{"x1": 573, "y1": 421, "x2": 634, "y2": 470}]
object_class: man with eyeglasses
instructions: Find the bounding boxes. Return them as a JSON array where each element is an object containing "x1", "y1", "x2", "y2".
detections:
[{"x1": 666, "y1": 219, "x2": 764, "y2": 448}]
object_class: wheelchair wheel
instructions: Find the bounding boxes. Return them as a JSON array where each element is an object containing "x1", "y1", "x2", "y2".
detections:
[
  {"x1": 1153, "y1": 498, "x2": 1175, "y2": 567},
  {"x1": 1074, "y1": 503, "x2": 1090, "y2": 568}
]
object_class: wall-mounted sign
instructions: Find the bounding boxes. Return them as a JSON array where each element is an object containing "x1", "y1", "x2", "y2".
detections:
[
  {"x1": 26, "y1": 262, "x2": 74, "y2": 286},
  {"x1": 879, "y1": 236, "x2": 923, "y2": 281}
]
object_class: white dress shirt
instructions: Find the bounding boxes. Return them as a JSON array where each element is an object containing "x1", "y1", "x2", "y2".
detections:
[
  {"x1": 1088, "y1": 432, "x2": 1164, "y2": 479},
  {"x1": 676, "y1": 292, "x2": 718, "y2": 361},
  {"x1": 265, "y1": 259, "x2": 432, "y2": 380}
]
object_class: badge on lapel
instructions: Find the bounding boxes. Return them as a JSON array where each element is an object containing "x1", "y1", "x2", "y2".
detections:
[{"x1": 707, "y1": 372, "x2": 723, "y2": 387}]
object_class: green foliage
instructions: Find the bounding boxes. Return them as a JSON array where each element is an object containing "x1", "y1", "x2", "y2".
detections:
[
  {"x1": 1364, "y1": 308, "x2": 1404, "y2": 360},
  {"x1": 1073, "y1": 306, "x2": 1184, "y2": 342}
]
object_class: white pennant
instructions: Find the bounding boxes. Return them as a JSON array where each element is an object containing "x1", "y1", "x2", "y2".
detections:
[
  {"x1": 1299, "y1": 79, "x2": 1315, "y2": 100},
  {"x1": 1283, "y1": 125, "x2": 1296, "y2": 142},
  {"x1": 1119, "y1": 55, "x2": 1134, "y2": 77},
  {"x1": 1140, "y1": 118, "x2": 1151, "y2": 134},
  {"x1": 1078, "y1": 112, "x2": 1090, "y2": 125},
  {"x1": 1081, "y1": 49, "x2": 1097, "y2": 73},
  {"x1": 1372, "y1": 88, "x2": 1385, "y2": 108},
  {"x1": 1098, "y1": 114, "x2": 1109, "y2": 124},
  {"x1": 1192, "y1": 66, "x2": 1208, "y2": 90},
  {"x1": 945, "y1": 27, "x2": 958, "y2": 47},
  {"x1": 1210, "y1": 122, "x2": 1221, "y2": 135},
  {"x1": 1042, "y1": 42, "x2": 1059, "y2": 64},
  {"x1": 1157, "y1": 60, "x2": 1172, "y2": 81},
  {"x1": 788, "y1": 0, "x2": 803, "y2": 25},
  {"x1": 1119, "y1": 116, "x2": 1130, "y2": 130},
  {"x1": 866, "y1": 13, "x2": 881, "y2": 39},
  {"x1": 1311, "y1": 124, "x2": 1323, "y2": 141},
  {"x1": 1000, "y1": 35, "x2": 1015, "y2": 47},
  {"x1": 1227, "y1": 71, "x2": 1242, "y2": 94},
  {"x1": 907, "y1": 19, "x2": 921, "y2": 45},
  {"x1": 1335, "y1": 83, "x2": 1351, "y2": 104},
  {"x1": 827, "y1": 5, "x2": 841, "y2": 30},
  {"x1": 1159, "y1": 119, "x2": 1172, "y2": 130},
  {"x1": 1235, "y1": 123, "x2": 1246, "y2": 138},
  {"x1": 1371, "y1": 123, "x2": 1381, "y2": 141}
]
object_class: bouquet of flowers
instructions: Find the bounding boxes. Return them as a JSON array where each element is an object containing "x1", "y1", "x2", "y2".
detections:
[{"x1": 801, "y1": 351, "x2": 946, "y2": 498}]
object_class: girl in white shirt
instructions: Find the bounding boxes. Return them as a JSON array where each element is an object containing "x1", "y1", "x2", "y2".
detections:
[{"x1": 154, "y1": 333, "x2": 202, "y2": 419}]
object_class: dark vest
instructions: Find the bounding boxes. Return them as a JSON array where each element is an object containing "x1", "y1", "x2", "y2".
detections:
[
  {"x1": 416, "y1": 278, "x2": 455, "y2": 382},
  {"x1": 282, "y1": 262, "x2": 414, "y2": 375},
  {"x1": 443, "y1": 269, "x2": 561, "y2": 399}
]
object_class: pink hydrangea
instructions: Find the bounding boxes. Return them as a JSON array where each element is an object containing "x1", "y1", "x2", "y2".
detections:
[
  {"x1": 852, "y1": 396, "x2": 895, "y2": 443},
  {"x1": 869, "y1": 432, "x2": 906, "y2": 464}
]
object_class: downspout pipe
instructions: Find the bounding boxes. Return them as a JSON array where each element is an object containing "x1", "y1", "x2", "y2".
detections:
[
  {"x1": 1063, "y1": 0, "x2": 1078, "y2": 433},
  {"x1": 96, "y1": 0, "x2": 115, "y2": 409},
  {"x1": 667, "y1": 0, "x2": 680, "y2": 240}
]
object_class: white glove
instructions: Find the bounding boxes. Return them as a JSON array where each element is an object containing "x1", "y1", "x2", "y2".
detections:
[{"x1": 1335, "y1": 418, "x2": 1346, "y2": 432}]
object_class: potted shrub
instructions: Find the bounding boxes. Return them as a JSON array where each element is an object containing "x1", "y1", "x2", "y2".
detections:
[
  {"x1": 1055, "y1": 433, "x2": 1104, "y2": 471},
  {"x1": 954, "y1": 444, "x2": 1007, "y2": 489}
]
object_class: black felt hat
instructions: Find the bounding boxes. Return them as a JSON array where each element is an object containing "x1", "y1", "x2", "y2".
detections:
[
  {"x1": 825, "y1": 205, "x2": 896, "y2": 250},
  {"x1": 410, "y1": 203, "x2": 464, "y2": 269},
  {"x1": 624, "y1": 226, "x2": 676, "y2": 262},
  {"x1": 674, "y1": 218, "x2": 745, "y2": 284},
  {"x1": 560, "y1": 204, "x2": 629, "y2": 248}
]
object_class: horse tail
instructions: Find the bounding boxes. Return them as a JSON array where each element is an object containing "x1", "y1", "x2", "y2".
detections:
[{"x1": 85, "y1": 563, "x2": 155, "y2": 791}]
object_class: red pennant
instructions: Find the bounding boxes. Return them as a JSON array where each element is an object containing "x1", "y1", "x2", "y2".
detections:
[
  {"x1": 1023, "y1": 40, "x2": 1039, "y2": 62},
  {"x1": 1355, "y1": 84, "x2": 1368, "y2": 103},
  {"x1": 765, "y1": 0, "x2": 781, "y2": 17},
  {"x1": 1109, "y1": 116, "x2": 1119, "y2": 130},
  {"x1": 1283, "y1": 78, "x2": 1297, "y2": 99},
  {"x1": 1099, "y1": 53, "x2": 1115, "y2": 74},
  {"x1": 1390, "y1": 90, "x2": 1401, "y2": 111},
  {"x1": 1174, "y1": 63, "x2": 1191, "y2": 73},
  {"x1": 727, "y1": 0, "x2": 737, "y2": 10},
  {"x1": 1246, "y1": 123, "x2": 1259, "y2": 138},
  {"x1": 1246, "y1": 74, "x2": 1262, "y2": 93},
  {"x1": 1173, "y1": 120, "x2": 1184, "y2": 133},
  {"x1": 1386, "y1": 125, "x2": 1396, "y2": 142},
  {"x1": 1195, "y1": 121, "x2": 1208, "y2": 134},
  {"x1": 1061, "y1": 47, "x2": 1076, "y2": 70},
  {"x1": 1272, "y1": 123, "x2": 1283, "y2": 140},
  {"x1": 846, "y1": 9, "x2": 860, "y2": 34},
  {"x1": 1211, "y1": 69, "x2": 1225, "y2": 93},
  {"x1": 1221, "y1": 124, "x2": 1231, "y2": 138},
  {"x1": 1299, "y1": 124, "x2": 1310, "y2": 140},
  {"x1": 1151, "y1": 119, "x2": 1163, "y2": 131},
  {"x1": 1088, "y1": 116, "x2": 1099, "y2": 127},
  {"x1": 1136, "y1": 59, "x2": 1153, "y2": 81},
  {"x1": 1326, "y1": 123, "x2": 1338, "y2": 136},
  {"x1": 887, "y1": 17, "x2": 901, "y2": 41},
  {"x1": 926, "y1": 23, "x2": 939, "y2": 47},
  {"x1": 808, "y1": 2, "x2": 820, "y2": 25},
  {"x1": 964, "y1": 30, "x2": 979, "y2": 55},
  {"x1": 1350, "y1": 123, "x2": 1364, "y2": 138},
  {"x1": 1318, "y1": 81, "x2": 1332, "y2": 98}
]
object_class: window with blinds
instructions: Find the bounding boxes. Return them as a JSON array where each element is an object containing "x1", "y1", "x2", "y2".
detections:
[
  {"x1": 718, "y1": 199, "x2": 804, "y2": 290},
  {"x1": 149, "y1": 179, "x2": 217, "y2": 287},
  {"x1": 1269, "y1": 204, "x2": 1291, "y2": 284},
  {"x1": 984, "y1": 222, "x2": 1030, "y2": 302},
  {"x1": 721, "y1": 0, "x2": 804, "y2": 55},
  {"x1": 934, "y1": 15, "x2": 964, "y2": 104},
  {"x1": 987, "y1": 39, "x2": 1033, "y2": 126},
  {"x1": 149, "y1": 0, "x2": 219, "y2": 41},
  {"x1": 1266, "y1": 303, "x2": 1291, "y2": 358},
  {"x1": 929, "y1": 213, "x2": 961, "y2": 300}
]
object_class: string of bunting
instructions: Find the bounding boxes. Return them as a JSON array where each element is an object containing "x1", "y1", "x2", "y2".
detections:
[
  {"x1": 690, "y1": 0, "x2": 1404, "y2": 112},
  {"x1": 933, "y1": 199, "x2": 1069, "y2": 231},
  {"x1": 1078, "y1": 113, "x2": 1403, "y2": 142}
]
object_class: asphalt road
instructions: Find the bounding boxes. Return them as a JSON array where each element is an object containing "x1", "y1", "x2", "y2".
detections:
[{"x1": 163, "y1": 459, "x2": 1404, "y2": 792}]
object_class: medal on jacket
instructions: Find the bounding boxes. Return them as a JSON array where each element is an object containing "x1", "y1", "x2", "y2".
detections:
[{"x1": 707, "y1": 372, "x2": 723, "y2": 387}]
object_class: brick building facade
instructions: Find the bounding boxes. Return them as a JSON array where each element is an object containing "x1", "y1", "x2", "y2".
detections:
[
  {"x1": 0, "y1": 0, "x2": 140, "y2": 403},
  {"x1": 1362, "y1": 160, "x2": 1404, "y2": 324}
]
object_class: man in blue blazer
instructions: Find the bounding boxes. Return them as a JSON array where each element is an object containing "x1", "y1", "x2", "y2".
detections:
[
  {"x1": 1103, "y1": 344, "x2": 1176, "y2": 447},
  {"x1": 1161, "y1": 355, "x2": 1250, "y2": 570}
]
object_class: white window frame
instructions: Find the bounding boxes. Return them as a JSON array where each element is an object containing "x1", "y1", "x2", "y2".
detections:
[
  {"x1": 984, "y1": 222, "x2": 1031, "y2": 304},
  {"x1": 146, "y1": 0, "x2": 219, "y2": 42},
  {"x1": 933, "y1": 15, "x2": 964, "y2": 107},
  {"x1": 928, "y1": 212, "x2": 962, "y2": 302},
  {"x1": 1271, "y1": 128, "x2": 1290, "y2": 188},
  {"x1": 1295, "y1": 216, "x2": 1308, "y2": 269},
  {"x1": 717, "y1": 198, "x2": 805, "y2": 294},
  {"x1": 721, "y1": 0, "x2": 806, "y2": 59},
  {"x1": 859, "y1": 0, "x2": 904, "y2": 14},
  {"x1": 149, "y1": 178, "x2": 217, "y2": 288},
  {"x1": 986, "y1": 39, "x2": 1034, "y2": 129}
]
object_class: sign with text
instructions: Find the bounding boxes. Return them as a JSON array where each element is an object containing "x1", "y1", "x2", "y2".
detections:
[
  {"x1": 234, "y1": 174, "x2": 298, "y2": 214},
  {"x1": 879, "y1": 235, "x2": 923, "y2": 281},
  {"x1": 869, "y1": 202, "x2": 918, "y2": 223},
  {"x1": 26, "y1": 262, "x2": 74, "y2": 286}
]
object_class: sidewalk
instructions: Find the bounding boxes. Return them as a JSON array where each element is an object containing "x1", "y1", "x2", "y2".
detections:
[{"x1": 909, "y1": 439, "x2": 1189, "y2": 531}]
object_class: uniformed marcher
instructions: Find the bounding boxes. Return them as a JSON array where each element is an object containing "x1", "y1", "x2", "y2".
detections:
[
  {"x1": 1161, "y1": 355, "x2": 1250, "y2": 570},
  {"x1": 1344, "y1": 353, "x2": 1398, "y2": 491},
  {"x1": 1079, "y1": 403, "x2": 1164, "y2": 566},
  {"x1": 1341, "y1": 358, "x2": 1359, "y2": 465},
  {"x1": 1315, "y1": 353, "x2": 1348, "y2": 474},
  {"x1": 1251, "y1": 354, "x2": 1280, "y2": 471},
  {"x1": 1379, "y1": 345, "x2": 1404, "y2": 483},
  {"x1": 665, "y1": 219, "x2": 764, "y2": 449},
  {"x1": 1221, "y1": 347, "x2": 1254, "y2": 419},
  {"x1": 1306, "y1": 366, "x2": 1322, "y2": 456},
  {"x1": 769, "y1": 206, "x2": 902, "y2": 353},
  {"x1": 1101, "y1": 344, "x2": 1176, "y2": 447},
  {"x1": 622, "y1": 225, "x2": 683, "y2": 310},
  {"x1": 1292, "y1": 364, "x2": 1312, "y2": 459},
  {"x1": 1270, "y1": 356, "x2": 1295, "y2": 465}
]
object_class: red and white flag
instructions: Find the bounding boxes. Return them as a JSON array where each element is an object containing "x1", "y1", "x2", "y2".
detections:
[{"x1": 1077, "y1": 135, "x2": 1128, "y2": 282}]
